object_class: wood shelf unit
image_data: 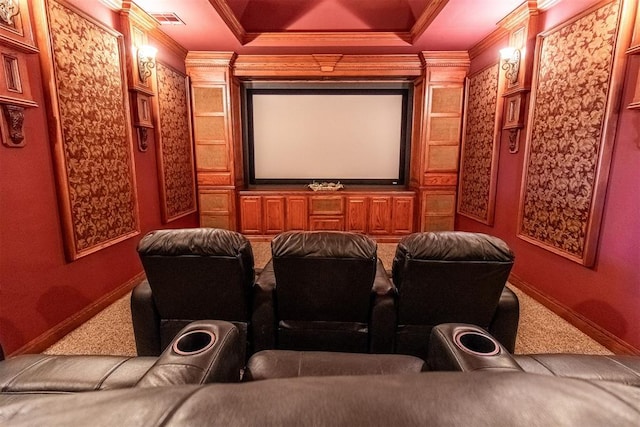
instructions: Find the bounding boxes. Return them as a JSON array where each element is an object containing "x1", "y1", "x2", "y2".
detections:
[
  {"x1": 239, "y1": 189, "x2": 415, "y2": 240},
  {"x1": 185, "y1": 52, "x2": 469, "y2": 236}
]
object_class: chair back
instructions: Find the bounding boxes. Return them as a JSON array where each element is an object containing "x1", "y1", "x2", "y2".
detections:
[
  {"x1": 137, "y1": 228, "x2": 255, "y2": 350},
  {"x1": 271, "y1": 231, "x2": 379, "y2": 352},
  {"x1": 392, "y1": 231, "x2": 514, "y2": 357}
]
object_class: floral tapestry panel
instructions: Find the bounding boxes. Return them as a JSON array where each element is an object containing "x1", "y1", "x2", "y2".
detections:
[
  {"x1": 519, "y1": 1, "x2": 619, "y2": 263},
  {"x1": 47, "y1": 0, "x2": 139, "y2": 259},
  {"x1": 458, "y1": 63, "x2": 500, "y2": 224},
  {"x1": 156, "y1": 62, "x2": 197, "y2": 222}
]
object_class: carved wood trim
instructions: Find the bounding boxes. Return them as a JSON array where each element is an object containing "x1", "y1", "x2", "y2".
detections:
[
  {"x1": 208, "y1": 0, "x2": 245, "y2": 44},
  {"x1": 233, "y1": 54, "x2": 422, "y2": 78},
  {"x1": 496, "y1": 1, "x2": 539, "y2": 30},
  {"x1": 209, "y1": 0, "x2": 448, "y2": 47},
  {"x1": 468, "y1": 27, "x2": 510, "y2": 60},
  {"x1": 0, "y1": 103, "x2": 24, "y2": 146},
  {"x1": 243, "y1": 31, "x2": 411, "y2": 47},
  {"x1": 410, "y1": 0, "x2": 450, "y2": 40}
]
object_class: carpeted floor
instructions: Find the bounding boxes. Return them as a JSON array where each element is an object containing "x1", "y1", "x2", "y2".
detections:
[{"x1": 45, "y1": 242, "x2": 612, "y2": 356}]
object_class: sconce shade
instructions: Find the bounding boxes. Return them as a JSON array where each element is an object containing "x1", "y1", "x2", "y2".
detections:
[
  {"x1": 137, "y1": 45, "x2": 158, "y2": 84},
  {"x1": 500, "y1": 47, "x2": 517, "y2": 61},
  {"x1": 500, "y1": 47, "x2": 521, "y2": 85}
]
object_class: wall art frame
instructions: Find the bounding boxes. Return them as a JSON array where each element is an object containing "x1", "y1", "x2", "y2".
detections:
[
  {"x1": 33, "y1": 0, "x2": 140, "y2": 261},
  {"x1": 153, "y1": 61, "x2": 197, "y2": 223},
  {"x1": 517, "y1": 0, "x2": 635, "y2": 266},
  {"x1": 457, "y1": 62, "x2": 502, "y2": 225}
]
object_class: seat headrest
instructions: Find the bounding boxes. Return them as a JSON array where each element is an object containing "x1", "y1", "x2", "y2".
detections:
[
  {"x1": 397, "y1": 232, "x2": 514, "y2": 262},
  {"x1": 137, "y1": 228, "x2": 251, "y2": 257},
  {"x1": 272, "y1": 231, "x2": 376, "y2": 259}
]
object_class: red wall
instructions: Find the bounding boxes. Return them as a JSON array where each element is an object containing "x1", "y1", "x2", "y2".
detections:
[
  {"x1": 458, "y1": 1, "x2": 640, "y2": 352},
  {"x1": 0, "y1": 3, "x2": 197, "y2": 355}
]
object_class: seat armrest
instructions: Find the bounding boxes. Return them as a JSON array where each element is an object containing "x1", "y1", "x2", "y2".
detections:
[
  {"x1": 136, "y1": 320, "x2": 243, "y2": 387},
  {"x1": 252, "y1": 260, "x2": 276, "y2": 352},
  {"x1": 369, "y1": 260, "x2": 397, "y2": 353},
  {"x1": 130, "y1": 280, "x2": 162, "y2": 356},
  {"x1": 488, "y1": 286, "x2": 520, "y2": 353},
  {"x1": 0, "y1": 355, "x2": 156, "y2": 393},
  {"x1": 428, "y1": 323, "x2": 522, "y2": 372}
]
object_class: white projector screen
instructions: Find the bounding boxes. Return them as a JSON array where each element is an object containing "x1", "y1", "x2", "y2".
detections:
[{"x1": 245, "y1": 88, "x2": 411, "y2": 185}]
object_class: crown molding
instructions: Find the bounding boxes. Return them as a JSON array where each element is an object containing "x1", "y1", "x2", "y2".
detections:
[
  {"x1": 233, "y1": 54, "x2": 422, "y2": 78},
  {"x1": 243, "y1": 31, "x2": 412, "y2": 47},
  {"x1": 421, "y1": 51, "x2": 470, "y2": 67},
  {"x1": 410, "y1": 0, "x2": 450, "y2": 41}
]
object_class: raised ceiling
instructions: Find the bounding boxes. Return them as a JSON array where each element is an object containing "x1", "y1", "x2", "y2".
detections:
[{"x1": 103, "y1": 0, "x2": 526, "y2": 54}]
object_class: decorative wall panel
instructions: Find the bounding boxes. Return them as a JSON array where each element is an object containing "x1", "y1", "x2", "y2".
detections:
[
  {"x1": 155, "y1": 62, "x2": 196, "y2": 222},
  {"x1": 457, "y1": 63, "x2": 501, "y2": 224},
  {"x1": 35, "y1": 0, "x2": 139, "y2": 260},
  {"x1": 518, "y1": 0, "x2": 626, "y2": 266}
]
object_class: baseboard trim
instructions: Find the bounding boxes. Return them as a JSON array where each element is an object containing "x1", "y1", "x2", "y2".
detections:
[
  {"x1": 509, "y1": 273, "x2": 639, "y2": 355},
  {"x1": 10, "y1": 272, "x2": 145, "y2": 357}
]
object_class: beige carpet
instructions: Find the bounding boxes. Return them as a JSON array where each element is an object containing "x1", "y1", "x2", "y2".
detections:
[{"x1": 45, "y1": 242, "x2": 611, "y2": 356}]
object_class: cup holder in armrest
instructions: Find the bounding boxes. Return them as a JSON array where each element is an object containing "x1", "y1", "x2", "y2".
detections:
[
  {"x1": 137, "y1": 321, "x2": 243, "y2": 387},
  {"x1": 428, "y1": 324, "x2": 522, "y2": 372},
  {"x1": 172, "y1": 330, "x2": 216, "y2": 356},
  {"x1": 454, "y1": 331, "x2": 499, "y2": 356}
]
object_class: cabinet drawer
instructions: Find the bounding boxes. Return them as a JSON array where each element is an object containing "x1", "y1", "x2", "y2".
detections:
[
  {"x1": 310, "y1": 196, "x2": 344, "y2": 215},
  {"x1": 310, "y1": 216, "x2": 344, "y2": 231}
]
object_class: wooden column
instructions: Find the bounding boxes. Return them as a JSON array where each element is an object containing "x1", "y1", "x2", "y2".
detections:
[
  {"x1": 413, "y1": 51, "x2": 470, "y2": 231},
  {"x1": 185, "y1": 52, "x2": 239, "y2": 229}
]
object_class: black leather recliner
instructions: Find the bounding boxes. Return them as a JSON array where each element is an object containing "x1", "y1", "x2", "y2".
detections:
[
  {"x1": 0, "y1": 320, "x2": 244, "y2": 404},
  {"x1": 2, "y1": 371, "x2": 640, "y2": 426},
  {"x1": 253, "y1": 231, "x2": 397, "y2": 354},
  {"x1": 391, "y1": 231, "x2": 519, "y2": 359},
  {"x1": 132, "y1": 228, "x2": 255, "y2": 357},
  {"x1": 428, "y1": 322, "x2": 640, "y2": 387}
]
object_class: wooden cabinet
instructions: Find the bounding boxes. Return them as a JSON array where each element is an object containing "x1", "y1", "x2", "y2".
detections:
[
  {"x1": 286, "y1": 196, "x2": 308, "y2": 231},
  {"x1": 369, "y1": 197, "x2": 392, "y2": 235},
  {"x1": 346, "y1": 197, "x2": 368, "y2": 233},
  {"x1": 239, "y1": 196, "x2": 262, "y2": 234},
  {"x1": 392, "y1": 196, "x2": 414, "y2": 234},
  {"x1": 239, "y1": 190, "x2": 415, "y2": 238},
  {"x1": 263, "y1": 196, "x2": 285, "y2": 234},
  {"x1": 309, "y1": 195, "x2": 345, "y2": 231}
]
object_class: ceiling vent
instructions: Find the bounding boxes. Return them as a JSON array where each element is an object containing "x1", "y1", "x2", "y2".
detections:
[{"x1": 150, "y1": 12, "x2": 185, "y2": 25}]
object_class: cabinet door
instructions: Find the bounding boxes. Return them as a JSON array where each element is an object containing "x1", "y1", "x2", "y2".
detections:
[
  {"x1": 310, "y1": 216, "x2": 344, "y2": 231},
  {"x1": 286, "y1": 196, "x2": 308, "y2": 231},
  {"x1": 346, "y1": 197, "x2": 368, "y2": 233},
  {"x1": 392, "y1": 196, "x2": 414, "y2": 234},
  {"x1": 263, "y1": 196, "x2": 285, "y2": 234},
  {"x1": 369, "y1": 197, "x2": 392, "y2": 234},
  {"x1": 239, "y1": 196, "x2": 262, "y2": 234}
]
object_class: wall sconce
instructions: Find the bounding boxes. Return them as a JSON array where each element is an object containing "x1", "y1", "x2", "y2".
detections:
[
  {"x1": 500, "y1": 47, "x2": 521, "y2": 85},
  {"x1": 0, "y1": 0, "x2": 20, "y2": 26},
  {"x1": 137, "y1": 45, "x2": 157, "y2": 84}
]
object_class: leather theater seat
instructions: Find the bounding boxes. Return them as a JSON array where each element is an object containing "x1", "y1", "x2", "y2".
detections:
[
  {"x1": 1, "y1": 372, "x2": 639, "y2": 426},
  {"x1": 244, "y1": 349, "x2": 426, "y2": 381},
  {"x1": 391, "y1": 231, "x2": 519, "y2": 359},
  {"x1": 429, "y1": 323, "x2": 640, "y2": 386},
  {"x1": 132, "y1": 228, "x2": 255, "y2": 357},
  {"x1": 252, "y1": 231, "x2": 396, "y2": 354},
  {"x1": 0, "y1": 320, "x2": 243, "y2": 405}
]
